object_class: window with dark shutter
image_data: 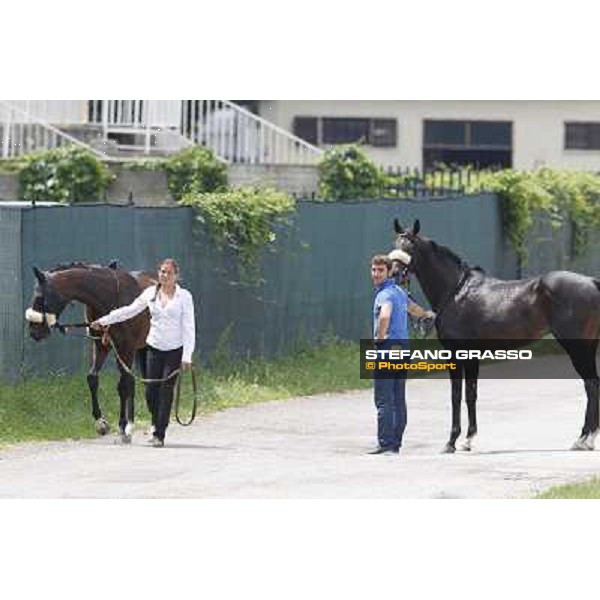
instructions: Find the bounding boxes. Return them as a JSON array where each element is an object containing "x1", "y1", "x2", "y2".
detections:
[
  {"x1": 322, "y1": 118, "x2": 370, "y2": 144},
  {"x1": 423, "y1": 120, "x2": 512, "y2": 169},
  {"x1": 293, "y1": 117, "x2": 319, "y2": 145},
  {"x1": 292, "y1": 115, "x2": 398, "y2": 148},
  {"x1": 565, "y1": 122, "x2": 600, "y2": 150}
]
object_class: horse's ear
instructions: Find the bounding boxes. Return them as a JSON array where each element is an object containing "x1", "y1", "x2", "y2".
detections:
[
  {"x1": 32, "y1": 266, "x2": 46, "y2": 285},
  {"x1": 394, "y1": 218, "x2": 404, "y2": 234},
  {"x1": 412, "y1": 220, "x2": 421, "y2": 235}
]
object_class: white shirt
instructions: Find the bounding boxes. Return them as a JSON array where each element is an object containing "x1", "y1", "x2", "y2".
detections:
[{"x1": 98, "y1": 284, "x2": 196, "y2": 362}]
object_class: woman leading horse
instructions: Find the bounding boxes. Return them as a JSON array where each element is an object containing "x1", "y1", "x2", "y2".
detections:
[{"x1": 91, "y1": 258, "x2": 195, "y2": 448}]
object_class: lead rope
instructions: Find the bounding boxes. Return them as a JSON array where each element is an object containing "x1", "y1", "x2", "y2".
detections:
[
  {"x1": 174, "y1": 365, "x2": 198, "y2": 426},
  {"x1": 54, "y1": 322, "x2": 198, "y2": 425},
  {"x1": 103, "y1": 330, "x2": 197, "y2": 426}
]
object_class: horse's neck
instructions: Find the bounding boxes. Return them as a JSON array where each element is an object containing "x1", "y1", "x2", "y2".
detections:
[
  {"x1": 53, "y1": 271, "x2": 116, "y2": 314},
  {"x1": 415, "y1": 253, "x2": 466, "y2": 311}
]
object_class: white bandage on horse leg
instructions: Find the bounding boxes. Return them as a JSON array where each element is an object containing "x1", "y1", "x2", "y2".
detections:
[{"x1": 124, "y1": 422, "x2": 135, "y2": 437}]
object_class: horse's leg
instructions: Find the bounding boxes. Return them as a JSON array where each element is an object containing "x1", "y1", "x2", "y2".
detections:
[
  {"x1": 557, "y1": 337, "x2": 599, "y2": 450},
  {"x1": 116, "y1": 351, "x2": 136, "y2": 444},
  {"x1": 443, "y1": 361, "x2": 464, "y2": 453},
  {"x1": 461, "y1": 359, "x2": 480, "y2": 451},
  {"x1": 87, "y1": 340, "x2": 111, "y2": 435},
  {"x1": 580, "y1": 378, "x2": 599, "y2": 450},
  {"x1": 570, "y1": 341, "x2": 599, "y2": 451},
  {"x1": 583, "y1": 341, "x2": 600, "y2": 450}
]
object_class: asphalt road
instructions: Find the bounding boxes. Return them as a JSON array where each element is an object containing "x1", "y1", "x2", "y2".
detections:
[{"x1": 1, "y1": 357, "x2": 599, "y2": 498}]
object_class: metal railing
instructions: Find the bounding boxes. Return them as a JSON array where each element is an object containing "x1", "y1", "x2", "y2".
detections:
[
  {"x1": 0, "y1": 100, "x2": 105, "y2": 159},
  {"x1": 2, "y1": 100, "x2": 324, "y2": 164},
  {"x1": 88, "y1": 100, "x2": 324, "y2": 164},
  {"x1": 180, "y1": 100, "x2": 323, "y2": 164}
]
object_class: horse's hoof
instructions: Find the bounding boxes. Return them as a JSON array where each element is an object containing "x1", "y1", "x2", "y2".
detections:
[
  {"x1": 441, "y1": 444, "x2": 456, "y2": 454},
  {"x1": 115, "y1": 433, "x2": 132, "y2": 445},
  {"x1": 95, "y1": 418, "x2": 110, "y2": 436},
  {"x1": 571, "y1": 438, "x2": 593, "y2": 451},
  {"x1": 460, "y1": 443, "x2": 472, "y2": 452}
]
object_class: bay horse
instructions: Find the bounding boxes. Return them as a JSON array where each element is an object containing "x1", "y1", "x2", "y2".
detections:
[
  {"x1": 25, "y1": 262, "x2": 156, "y2": 442},
  {"x1": 393, "y1": 218, "x2": 600, "y2": 453}
]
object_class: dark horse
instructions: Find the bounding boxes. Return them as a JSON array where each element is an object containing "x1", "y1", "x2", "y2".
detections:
[
  {"x1": 393, "y1": 218, "x2": 600, "y2": 453},
  {"x1": 26, "y1": 262, "x2": 156, "y2": 442}
]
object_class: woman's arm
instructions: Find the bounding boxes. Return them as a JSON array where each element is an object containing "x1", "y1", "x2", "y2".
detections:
[
  {"x1": 92, "y1": 287, "x2": 153, "y2": 328},
  {"x1": 181, "y1": 291, "x2": 196, "y2": 364}
]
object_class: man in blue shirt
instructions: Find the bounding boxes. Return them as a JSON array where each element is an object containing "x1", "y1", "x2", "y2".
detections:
[{"x1": 370, "y1": 254, "x2": 409, "y2": 455}]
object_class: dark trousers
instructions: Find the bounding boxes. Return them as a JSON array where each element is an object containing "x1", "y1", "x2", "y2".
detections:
[
  {"x1": 374, "y1": 371, "x2": 407, "y2": 450},
  {"x1": 145, "y1": 344, "x2": 183, "y2": 441}
]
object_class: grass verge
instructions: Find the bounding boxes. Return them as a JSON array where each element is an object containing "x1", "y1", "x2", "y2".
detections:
[
  {"x1": 0, "y1": 339, "x2": 370, "y2": 445},
  {"x1": 536, "y1": 478, "x2": 600, "y2": 499}
]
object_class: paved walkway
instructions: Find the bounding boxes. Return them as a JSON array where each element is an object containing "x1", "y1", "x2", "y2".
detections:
[{"x1": 1, "y1": 360, "x2": 599, "y2": 498}]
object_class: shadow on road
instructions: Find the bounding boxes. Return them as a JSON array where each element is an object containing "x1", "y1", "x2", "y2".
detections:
[{"x1": 474, "y1": 448, "x2": 574, "y2": 456}]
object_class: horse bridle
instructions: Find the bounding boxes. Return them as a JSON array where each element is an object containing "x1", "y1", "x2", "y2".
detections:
[
  {"x1": 392, "y1": 233, "x2": 416, "y2": 286},
  {"x1": 25, "y1": 283, "x2": 65, "y2": 329}
]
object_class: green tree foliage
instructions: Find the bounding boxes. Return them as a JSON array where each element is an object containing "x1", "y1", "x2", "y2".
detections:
[
  {"x1": 165, "y1": 147, "x2": 228, "y2": 200},
  {"x1": 19, "y1": 145, "x2": 114, "y2": 203},
  {"x1": 180, "y1": 186, "x2": 296, "y2": 283},
  {"x1": 466, "y1": 168, "x2": 600, "y2": 261},
  {"x1": 317, "y1": 144, "x2": 385, "y2": 200}
]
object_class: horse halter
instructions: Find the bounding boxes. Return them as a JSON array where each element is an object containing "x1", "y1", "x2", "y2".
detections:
[
  {"x1": 392, "y1": 264, "x2": 411, "y2": 290},
  {"x1": 389, "y1": 243, "x2": 414, "y2": 289},
  {"x1": 25, "y1": 285, "x2": 62, "y2": 329},
  {"x1": 25, "y1": 306, "x2": 57, "y2": 328},
  {"x1": 26, "y1": 265, "x2": 122, "y2": 334}
]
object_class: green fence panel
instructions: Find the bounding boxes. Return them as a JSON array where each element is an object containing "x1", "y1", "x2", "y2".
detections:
[
  {"x1": 0, "y1": 193, "x2": 532, "y2": 380},
  {"x1": 0, "y1": 208, "x2": 23, "y2": 381}
]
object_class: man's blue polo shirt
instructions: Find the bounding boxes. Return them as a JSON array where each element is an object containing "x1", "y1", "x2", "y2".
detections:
[{"x1": 373, "y1": 279, "x2": 409, "y2": 341}]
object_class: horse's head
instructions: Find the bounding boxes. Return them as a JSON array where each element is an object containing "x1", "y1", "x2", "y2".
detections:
[
  {"x1": 26, "y1": 267, "x2": 70, "y2": 341},
  {"x1": 392, "y1": 218, "x2": 422, "y2": 274}
]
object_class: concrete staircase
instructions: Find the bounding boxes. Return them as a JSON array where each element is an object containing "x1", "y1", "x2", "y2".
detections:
[{"x1": 0, "y1": 100, "x2": 323, "y2": 165}]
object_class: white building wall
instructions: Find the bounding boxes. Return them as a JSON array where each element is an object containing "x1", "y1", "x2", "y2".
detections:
[
  {"x1": 261, "y1": 100, "x2": 600, "y2": 171},
  {"x1": 1, "y1": 100, "x2": 182, "y2": 128},
  {"x1": 1, "y1": 100, "x2": 86, "y2": 124}
]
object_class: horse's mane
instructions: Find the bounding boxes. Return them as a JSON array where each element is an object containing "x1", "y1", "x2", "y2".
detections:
[
  {"x1": 49, "y1": 261, "x2": 117, "y2": 273},
  {"x1": 429, "y1": 240, "x2": 485, "y2": 275}
]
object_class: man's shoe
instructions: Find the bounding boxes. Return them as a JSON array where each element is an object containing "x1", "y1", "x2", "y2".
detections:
[
  {"x1": 367, "y1": 446, "x2": 399, "y2": 455},
  {"x1": 150, "y1": 437, "x2": 164, "y2": 448}
]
